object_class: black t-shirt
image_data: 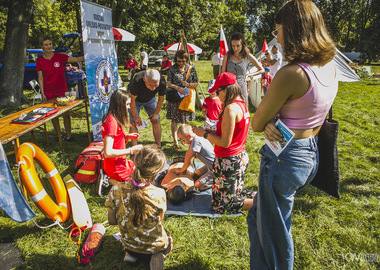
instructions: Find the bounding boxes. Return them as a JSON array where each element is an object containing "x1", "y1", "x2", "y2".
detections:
[{"x1": 128, "y1": 71, "x2": 166, "y2": 103}]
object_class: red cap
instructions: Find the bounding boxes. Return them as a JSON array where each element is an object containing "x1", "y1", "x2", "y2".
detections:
[{"x1": 209, "y1": 72, "x2": 237, "y2": 93}]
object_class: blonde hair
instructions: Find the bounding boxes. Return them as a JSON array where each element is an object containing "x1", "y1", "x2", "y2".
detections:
[
  {"x1": 128, "y1": 145, "x2": 166, "y2": 226},
  {"x1": 275, "y1": 0, "x2": 336, "y2": 65},
  {"x1": 177, "y1": 124, "x2": 192, "y2": 137}
]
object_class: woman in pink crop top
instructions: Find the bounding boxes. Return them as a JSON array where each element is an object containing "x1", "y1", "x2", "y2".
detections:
[
  {"x1": 193, "y1": 72, "x2": 253, "y2": 214},
  {"x1": 248, "y1": 1, "x2": 338, "y2": 269}
]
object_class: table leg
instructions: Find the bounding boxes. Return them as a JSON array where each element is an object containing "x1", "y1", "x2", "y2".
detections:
[
  {"x1": 56, "y1": 117, "x2": 63, "y2": 147},
  {"x1": 85, "y1": 99, "x2": 91, "y2": 143},
  {"x1": 44, "y1": 123, "x2": 49, "y2": 146},
  {"x1": 13, "y1": 138, "x2": 20, "y2": 155},
  {"x1": 30, "y1": 130, "x2": 35, "y2": 143}
]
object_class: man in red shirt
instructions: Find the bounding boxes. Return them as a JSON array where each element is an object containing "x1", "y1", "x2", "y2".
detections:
[{"x1": 36, "y1": 36, "x2": 84, "y2": 141}]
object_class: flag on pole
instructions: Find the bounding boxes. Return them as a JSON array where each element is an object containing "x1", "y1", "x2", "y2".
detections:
[
  {"x1": 262, "y1": 39, "x2": 269, "y2": 53},
  {"x1": 220, "y1": 25, "x2": 228, "y2": 56}
]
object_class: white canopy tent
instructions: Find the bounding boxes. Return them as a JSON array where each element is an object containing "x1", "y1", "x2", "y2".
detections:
[
  {"x1": 254, "y1": 38, "x2": 361, "y2": 82},
  {"x1": 248, "y1": 38, "x2": 360, "y2": 109}
]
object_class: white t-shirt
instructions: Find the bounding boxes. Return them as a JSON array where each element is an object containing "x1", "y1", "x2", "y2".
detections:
[
  {"x1": 212, "y1": 53, "x2": 223, "y2": 66},
  {"x1": 140, "y1": 51, "x2": 148, "y2": 66},
  {"x1": 270, "y1": 52, "x2": 283, "y2": 77}
]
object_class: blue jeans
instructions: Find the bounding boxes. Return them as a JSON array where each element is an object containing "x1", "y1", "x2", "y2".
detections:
[
  {"x1": 247, "y1": 137, "x2": 318, "y2": 270},
  {"x1": 128, "y1": 97, "x2": 159, "y2": 122}
]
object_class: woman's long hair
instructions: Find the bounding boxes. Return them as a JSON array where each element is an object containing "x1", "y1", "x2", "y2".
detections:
[
  {"x1": 128, "y1": 145, "x2": 166, "y2": 227},
  {"x1": 275, "y1": 0, "x2": 336, "y2": 65},
  {"x1": 102, "y1": 89, "x2": 129, "y2": 129},
  {"x1": 219, "y1": 83, "x2": 244, "y2": 120},
  {"x1": 227, "y1": 32, "x2": 249, "y2": 59}
]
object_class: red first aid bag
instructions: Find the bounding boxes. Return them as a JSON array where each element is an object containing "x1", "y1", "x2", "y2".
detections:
[{"x1": 74, "y1": 141, "x2": 104, "y2": 183}]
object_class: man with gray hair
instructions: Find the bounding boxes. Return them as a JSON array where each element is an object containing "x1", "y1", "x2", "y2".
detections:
[{"x1": 128, "y1": 69, "x2": 166, "y2": 148}]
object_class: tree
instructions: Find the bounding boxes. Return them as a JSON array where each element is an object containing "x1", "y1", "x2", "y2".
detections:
[{"x1": 0, "y1": 0, "x2": 34, "y2": 106}]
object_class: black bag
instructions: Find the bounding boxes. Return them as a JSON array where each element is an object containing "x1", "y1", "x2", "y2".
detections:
[
  {"x1": 166, "y1": 87, "x2": 183, "y2": 103},
  {"x1": 77, "y1": 79, "x2": 88, "y2": 99},
  {"x1": 311, "y1": 108, "x2": 340, "y2": 198}
]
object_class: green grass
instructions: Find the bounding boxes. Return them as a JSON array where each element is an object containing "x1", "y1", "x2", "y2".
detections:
[{"x1": 1, "y1": 61, "x2": 380, "y2": 269}]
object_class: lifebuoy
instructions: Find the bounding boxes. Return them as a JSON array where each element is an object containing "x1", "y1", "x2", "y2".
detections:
[{"x1": 17, "y1": 143, "x2": 70, "y2": 222}]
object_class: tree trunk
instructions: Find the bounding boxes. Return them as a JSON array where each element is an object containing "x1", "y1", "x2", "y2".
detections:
[{"x1": 0, "y1": 0, "x2": 34, "y2": 107}]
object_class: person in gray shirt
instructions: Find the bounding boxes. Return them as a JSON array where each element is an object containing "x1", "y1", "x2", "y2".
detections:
[{"x1": 175, "y1": 124, "x2": 215, "y2": 190}]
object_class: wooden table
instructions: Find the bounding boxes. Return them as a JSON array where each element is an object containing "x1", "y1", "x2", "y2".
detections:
[{"x1": 0, "y1": 99, "x2": 91, "y2": 159}]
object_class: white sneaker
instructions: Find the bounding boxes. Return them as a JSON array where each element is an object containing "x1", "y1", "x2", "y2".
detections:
[{"x1": 124, "y1": 251, "x2": 137, "y2": 263}]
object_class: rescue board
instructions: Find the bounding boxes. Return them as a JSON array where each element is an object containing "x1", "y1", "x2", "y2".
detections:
[{"x1": 63, "y1": 175, "x2": 92, "y2": 229}]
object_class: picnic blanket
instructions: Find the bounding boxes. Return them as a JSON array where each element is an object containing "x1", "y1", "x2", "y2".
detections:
[
  {"x1": 157, "y1": 161, "x2": 242, "y2": 218},
  {"x1": 0, "y1": 141, "x2": 36, "y2": 222}
]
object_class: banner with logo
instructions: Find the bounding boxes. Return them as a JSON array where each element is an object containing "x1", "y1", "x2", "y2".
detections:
[{"x1": 80, "y1": 0, "x2": 118, "y2": 141}]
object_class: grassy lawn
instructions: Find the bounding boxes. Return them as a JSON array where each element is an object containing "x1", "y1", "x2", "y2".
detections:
[{"x1": 0, "y1": 61, "x2": 379, "y2": 269}]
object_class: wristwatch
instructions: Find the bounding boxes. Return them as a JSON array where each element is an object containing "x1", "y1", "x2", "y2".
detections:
[
  {"x1": 203, "y1": 132, "x2": 209, "y2": 139},
  {"x1": 188, "y1": 82, "x2": 191, "y2": 87}
]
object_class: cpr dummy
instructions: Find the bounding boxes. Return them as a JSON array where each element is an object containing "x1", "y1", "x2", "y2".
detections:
[{"x1": 160, "y1": 162, "x2": 195, "y2": 205}]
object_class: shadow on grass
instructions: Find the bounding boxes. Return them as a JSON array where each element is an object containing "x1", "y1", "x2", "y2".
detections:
[
  {"x1": 166, "y1": 254, "x2": 212, "y2": 270},
  {"x1": 339, "y1": 177, "x2": 380, "y2": 196},
  {"x1": 0, "y1": 222, "x2": 42, "y2": 243},
  {"x1": 14, "y1": 253, "x2": 78, "y2": 270}
]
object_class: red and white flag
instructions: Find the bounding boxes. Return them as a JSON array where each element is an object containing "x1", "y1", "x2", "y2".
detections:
[
  {"x1": 262, "y1": 39, "x2": 269, "y2": 53},
  {"x1": 220, "y1": 25, "x2": 228, "y2": 57}
]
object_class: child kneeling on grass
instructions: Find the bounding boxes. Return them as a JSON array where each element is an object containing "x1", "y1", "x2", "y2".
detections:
[
  {"x1": 175, "y1": 124, "x2": 215, "y2": 191},
  {"x1": 105, "y1": 145, "x2": 172, "y2": 270}
]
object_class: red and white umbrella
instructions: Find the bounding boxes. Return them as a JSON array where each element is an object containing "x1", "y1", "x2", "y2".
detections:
[
  {"x1": 113, "y1": 27, "x2": 135, "y2": 42},
  {"x1": 164, "y1": 42, "x2": 202, "y2": 55}
]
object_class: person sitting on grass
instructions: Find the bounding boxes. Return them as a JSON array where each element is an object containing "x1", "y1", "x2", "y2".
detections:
[
  {"x1": 125, "y1": 53, "x2": 139, "y2": 80},
  {"x1": 175, "y1": 124, "x2": 215, "y2": 191},
  {"x1": 105, "y1": 145, "x2": 172, "y2": 270},
  {"x1": 202, "y1": 79, "x2": 223, "y2": 132},
  {"x1": 160, "y1": 54, "x2": 172, "y2": 76}
]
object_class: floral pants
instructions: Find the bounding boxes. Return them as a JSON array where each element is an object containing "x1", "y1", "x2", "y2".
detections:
[{"x1": 212, "y1": 150, "x2": 249, "y2": 214}]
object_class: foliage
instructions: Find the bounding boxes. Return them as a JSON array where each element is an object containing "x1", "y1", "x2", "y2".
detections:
[
  {"x1": 1, "y1": 61, "x2": 380, "y2": 269},
  {"x1": 29, "y1": 0, "x2": 77, "y2": 49}
]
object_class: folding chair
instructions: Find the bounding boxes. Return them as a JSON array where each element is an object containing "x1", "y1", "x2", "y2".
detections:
[{"x1": 29, "y1": 79, "x2": 42, "y2": 105}]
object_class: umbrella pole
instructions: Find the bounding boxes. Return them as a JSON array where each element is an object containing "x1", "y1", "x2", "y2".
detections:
[{"x1": 179, "y1": 29, "x2": 204, "y2": 108}]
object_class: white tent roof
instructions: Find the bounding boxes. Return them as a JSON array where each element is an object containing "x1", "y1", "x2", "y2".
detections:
[{"x1": 255, "y1": 38, "x2": 360, "y2": 82}]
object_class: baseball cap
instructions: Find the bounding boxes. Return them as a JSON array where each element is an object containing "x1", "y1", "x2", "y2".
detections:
[
  {"x1": 207, "y1": 79, "x2": 216, "y2": 90},
  {"x1": 265, "y1": 67, "x2": 270, "y2": 72},
  {"x1": 209, "y1": 72, "x2": 237, "y2": 93}
]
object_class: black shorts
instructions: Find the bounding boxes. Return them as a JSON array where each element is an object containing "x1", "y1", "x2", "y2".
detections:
[{"x1": 126, "y1": 235, "x2": 173, "y2": 261}]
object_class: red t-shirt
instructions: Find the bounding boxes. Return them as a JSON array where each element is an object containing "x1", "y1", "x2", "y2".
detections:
[
  {"x1": 101, "y1": 114, "x2": 135, "y2": 182},
  {"x1": 202, "y1": 97, "x2": 223, "y2": 121},
  {"x1": 36, "y1": 53, "x2": 69, "y2": 100},
  {"x1": 214, "y1": 99, "x2": 250, "y2": 157},
  {"x1": 262, "y1": 74, "x2": 272, "y2": 89},
  {"x1": 125, "y1": 59, "x2": 138, "y2": 70},
  {"x1": 161, "y1": 60, "x2": 171, "y2": 70}
]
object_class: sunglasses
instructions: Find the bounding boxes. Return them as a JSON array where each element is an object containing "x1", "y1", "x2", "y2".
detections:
[
  {"x1": 272, "y1": 25, "x2": 282, "y2": 39},
  {"x1": 177, "y1": 60, "x2": 186, "y2": 63},
  {"x1": 216, "y1": 85, "x2": 228, "y2": 95}
]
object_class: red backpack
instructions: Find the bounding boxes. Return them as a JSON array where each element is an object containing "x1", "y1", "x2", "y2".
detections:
[{"x1": 74, "y1": 141, "x2": 104, "y2": 183}]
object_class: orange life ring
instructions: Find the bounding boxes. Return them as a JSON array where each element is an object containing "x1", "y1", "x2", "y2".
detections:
[{"x1": 17, "y1": 143, "x2": 70, "y2": 222}]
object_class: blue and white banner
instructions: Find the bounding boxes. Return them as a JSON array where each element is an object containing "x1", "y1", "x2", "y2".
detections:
[{"x1": 80, "y1": 0, "x2": 118, "y2": 141}]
